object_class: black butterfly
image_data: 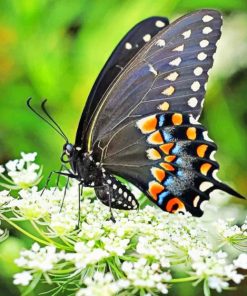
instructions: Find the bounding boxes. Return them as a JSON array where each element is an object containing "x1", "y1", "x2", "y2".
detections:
[{"x1": 28, "y1": 9, "x2": 245, "y2": 220}]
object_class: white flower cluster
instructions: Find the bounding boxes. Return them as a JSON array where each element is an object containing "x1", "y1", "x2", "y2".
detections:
[
  {"x1": 0, "y1": 153, "x2": 246, "y2": 295},
  {"x1": 122, "y1": 258, "x2": 170, "y2": 294},
  {"x1": 15, "y1": 242, "x2": 64, "y2": 272},
  {"x1": 0, "y1": 152, "x2": 42, "y2": 189},
  {"x1": 190, "y1": 250, "x2": 245, "y2": 292},
  {"x1": 76, "y1": 272, "x2": 129, "y2": 296},
  {"x1": 215, "y1": 218, "x2": 247, "y2": 246}
]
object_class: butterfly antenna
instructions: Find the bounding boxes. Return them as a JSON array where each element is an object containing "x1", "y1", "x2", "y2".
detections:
[
  {"x1": 41, "y1": 99, "x2": 68, "y2": 142},
  {"x1": 27, "y1": 98, "x2": 68, "y2": 142}
]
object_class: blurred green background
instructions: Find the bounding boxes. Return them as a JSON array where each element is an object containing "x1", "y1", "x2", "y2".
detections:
[{"x1": 0, "y1": 0, "x2": 246, "y2": 295}]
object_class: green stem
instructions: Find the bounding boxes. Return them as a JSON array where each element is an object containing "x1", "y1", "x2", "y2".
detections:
[
  {"x1": 0, "y1": 214, "x2": 50, "y2": 246},
  {"x1": 30, "y1": 221, "x2": 72, "y2": 251},
  {"x1": 0, "y1": 173, "x2": 15, "y2": 184},
  {"x1": 168, "y1": 276, "x2": 198, "y2": 283}
]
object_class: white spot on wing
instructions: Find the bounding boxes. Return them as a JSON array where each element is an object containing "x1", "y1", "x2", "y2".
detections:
[
  {"x1": 148, "y1": 64, "x2": 157, "y2": 76},
  {"x1": 189, "y1": 115, "x2": 200, "y2": 124},
  {"x1": 155, "y1": 20, "x2": 165, "y2": 28},
  {"x1": 200, "y1": 40, "x2": 209, "y2": 48},
  {"x1": 199, "y1": 181, "x2": 214, "y2": 192},
  {"x1": 191, "y1": 81, "x2": 200, "y2": 92},
  {"x1": 209, "y1": 150, "x2": 216, "y2": 161},
  {"x1": 203, "y1": 131, "x2": 213, "y2": 142},
  {"x1": 164, "y1": 72, "x2": 179, "y2": 81},
  {"x1": 202, "y1": 15, "x2": 213, "y2": 22},
  {"x1": 197, "y1": 52, "x2": 207, "y2": 61},
  {"x1": 169, "y1": 57, "x2": 182, "y2": 66},
  {"x1": 156, "y1": 39, "x2": 166, "y2": 47},
  {"x1": 212, "y1": 169, "x2": 221, "y2": 181},
  {"x1": 125, "y1": 42, "x2": 132, "y2": 50},
  {"x1": 182, "y1": 30, "x2": 191, "y2": 39},
  {"x1": 194, "y1": 67, "x2": 203, "y2": 76},
  {"x1": 188, "y1": 97, "x2": 198, "y2": 108},
  {"x1": 193, "y1": 195, "x2": 200, "y2": 207},
  {"x1": 173, "y1": 44, "x2": 184, "y2": 52},
  {"x1": 203, "y1": 27, "x2": 213, "y2": 34},
  {"x1": 143, "y1": 34, "x2": 151, "y2": 42}
]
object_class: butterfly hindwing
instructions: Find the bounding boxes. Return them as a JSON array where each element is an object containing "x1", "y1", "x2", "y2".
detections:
[
  {"x1": 75, "y1": 16, "x2": 169, "y2": 148},
  {"x1": 97, "y1": 113, "x2": 243, "y2": 216}
]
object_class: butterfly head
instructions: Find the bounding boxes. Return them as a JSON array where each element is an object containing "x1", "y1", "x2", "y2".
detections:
[{"x1": 61, "y1": 143, "x2": 75, "y2": 163}]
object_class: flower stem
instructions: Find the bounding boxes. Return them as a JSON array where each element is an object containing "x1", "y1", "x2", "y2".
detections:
[
  {"x1": 0, "y1": 214, "x2": 50, "y2": 246},
  {"x1": 167, "y1": 276, "x2": 198, "y2": 283},
  {"x1": 30, "y1": 221, "x2": 72, "y2": 251}
]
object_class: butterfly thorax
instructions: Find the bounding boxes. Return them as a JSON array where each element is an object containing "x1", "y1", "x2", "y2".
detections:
[{"x1": 69, "y1": 149, "x2": 103, "y2": 186}]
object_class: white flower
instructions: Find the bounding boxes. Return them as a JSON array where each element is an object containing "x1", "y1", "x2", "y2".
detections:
[
  {"x1": 15, "y1": 244, "x2": 62, "y2": 272},
  {"x1": 50, "y1": 213, "x2": 77, "y2": 236},
  {"x1": 0, "y1": 165, "x2": 5, "y2": 174},
  {"x1": 121, "y1": 259, "x2": 170, "y2": 293},
  {"x1": 21, "y1": 152, "x2": 37, "y2": 162},
  {"x1": 68, "y1": 242, "x2": 109, "y2": 269},
  {"x1": 234, "y1": 253, "x2": 247, "y2": 269},
  {"x1": 76, "y1": 272, "x2": 125, "y2": 296},
  {"x1": 13, "y1": 271, "x2": 33, "y2": 286},
  {"x1": 208, "y1": 276, "x2": 229, "y2": 292},
  {"x1": 101, "y1": 236, "x2": 130, "y2": 256},
  {"x1": 5, "y1": 160, "x2": 19, "y2": 171}
]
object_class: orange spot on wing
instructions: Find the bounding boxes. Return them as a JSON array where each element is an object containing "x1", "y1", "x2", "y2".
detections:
[
  {"x1": 160, "y1": 143, "x2": 174, "y2": 155},
  {"x1": 148, "y1": 181, "x2": 165, "y2": 200},
  {"x1": 197, "y1": 144, "x2": 208, "y2": 157},
  {"x1": 151, "y1": 167, "x2": 166, "y2": 182},
  {"x1": 200, "y1": 163, "x2": 212, "y2": 175},
  {"x1": 164, "y1": 155, "x2": 176, "y2": 162},
  {"x1": 166, "y1": 197, "x2": 185, "y2": 213},
  {"x1": 147, "y1": 131, "x2": 164, "y2": 144},
  {"x1": 172, "y1": 113, "x2": 183, "y2": 125},
  {"x1": 186, "y1": 127, "x2": 197, "y2": 140},
  {"x1": 147, "y1": 148, "x2": 161, "y2": 160},
  {"x1": 160, "y1": 162, "x2": 175, "y2": 171},
  {"x1": 158, "y1": 101, "x2": 170, "y2": 111},
  {"x1": 136, "y1": 115, "x2": 157, "y2": 134}
]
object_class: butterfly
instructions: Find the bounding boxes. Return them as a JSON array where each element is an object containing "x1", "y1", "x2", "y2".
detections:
[{"x1": 28, "y1": 9, "x2": 245, "y2": 219}]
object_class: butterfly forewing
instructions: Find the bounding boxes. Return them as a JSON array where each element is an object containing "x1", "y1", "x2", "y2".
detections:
[
  {"x1": 86, "y1": 9, "x2": 222, "y2": 150},
  {"x1": 75, "y1": 16, "x2": 169, "y2": 148}
]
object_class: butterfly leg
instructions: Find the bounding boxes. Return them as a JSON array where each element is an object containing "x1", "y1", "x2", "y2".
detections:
[
  {"x1": 59, "y1": 176, "x2": 70, "y2": 213},
  {"x1": 77, "y1": 183, "x2": 83, "y2": 229},
  {"x1": 41, "y1": 165, "x2": 75, "y2": 195}
]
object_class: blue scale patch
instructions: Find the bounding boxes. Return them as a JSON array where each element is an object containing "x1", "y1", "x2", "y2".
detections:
[
  {"x1": 158, "y1": 191, "x2": 170, "y2": 206},
  {"x1": 175, "y1": 158, "x2": 183, "y2": 165},
  {"x1": 158, "y1": 115, "x2": 165, "y2": 127},
  {"x1": 177, "y1": 170, "x2": 184, "y2": 177},
  {"x1": 172, "y1": 144, "x2": 181, "y2": 155},
  {"x1": 162, "y1": 130, "x2": 173, "y2": 142},
  {"x1": 164, "y1": 176, "x2": 174, "y2": 186}
]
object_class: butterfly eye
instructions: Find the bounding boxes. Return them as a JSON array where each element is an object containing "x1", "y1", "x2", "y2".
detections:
[{"x1": 61, "y1": 152, "x2": 70, "y2": 163}]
